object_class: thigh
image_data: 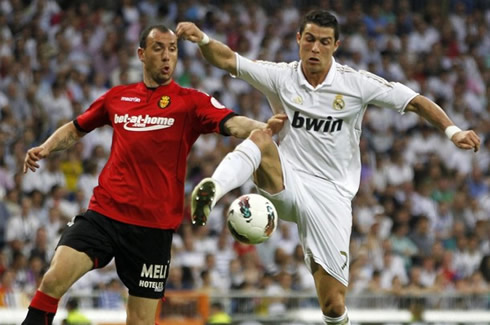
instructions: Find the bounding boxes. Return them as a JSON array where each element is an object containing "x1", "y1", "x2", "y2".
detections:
[
  {"x1": 113, "y1": 224, "x2": 173, "y2": 299},
  {"x1": 296, "y1": 177, "x2": 352, "y2": 287},
  {"x1": 126, "y1": 295, "x2": 160, "y2": 324}
]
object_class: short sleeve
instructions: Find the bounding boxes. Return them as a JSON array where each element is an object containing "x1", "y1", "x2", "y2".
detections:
[
  {"x1": 359, "y1": 70, "x2": 419, "y2": 114},
  {"x1": 235, "y1": 54, "x2": 286, "y2": 115},
  {"x1": 235, "y1": 54, "x2": 281, "y2": 96},
  {"x1": 75, "y1": 91, "x2": 112, "y2": 132},
  {"x1": 193, "y1": 91, "x2": 237, "y2": 135}
]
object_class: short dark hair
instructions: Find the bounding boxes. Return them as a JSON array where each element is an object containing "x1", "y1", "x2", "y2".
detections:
[
  {"x1": 299, "y1": 9, "x2": 340, "y2": 41},
  {"x1": 139, "y1": 24, "x2": 171, "y2": 48}
]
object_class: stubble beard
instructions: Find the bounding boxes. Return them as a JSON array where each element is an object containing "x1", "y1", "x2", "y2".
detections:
[{"x1": 152, "y1": 71, "x2": 170, "y2": 85}]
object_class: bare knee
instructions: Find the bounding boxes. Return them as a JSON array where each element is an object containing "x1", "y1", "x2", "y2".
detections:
[
  {"x1": 322, "y1": 293, "x2": 345, "y2": 318},
  {"x1": 39, "y1": 268, "x2": 69, "y2": 298},
  {"x1": 38, "y1": 246, "x2": 93, "y2": 298},
  {"x1": 126, "y1": 296, "x2": 159, "y2": 325},
  {"x1": 248, "y1": 129, "x2": 274, "y2": 153}
]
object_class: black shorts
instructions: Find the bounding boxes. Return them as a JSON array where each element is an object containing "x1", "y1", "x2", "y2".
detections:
[{"x1": 57, "y1": 209, "x2": 173, "y2": 299}]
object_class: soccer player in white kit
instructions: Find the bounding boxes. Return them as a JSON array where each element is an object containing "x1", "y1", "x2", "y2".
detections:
[{"x1": 177, "y1": 10, "x2": 480, "y2": 325}]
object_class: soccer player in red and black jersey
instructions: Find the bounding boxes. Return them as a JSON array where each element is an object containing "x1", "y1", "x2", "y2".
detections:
[{"x1": 22, "y1": 25, "x2": 285, "y2": 325}]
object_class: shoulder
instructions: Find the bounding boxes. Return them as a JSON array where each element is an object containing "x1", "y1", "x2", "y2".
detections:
[
  {"x1": 254, "y1": 59, "x2": 298, "y2": 70},
  {"x1": 177, "y1": 85, "x2": 209, "y2": 100},
  {"x1": 174, "y1": 85, "x2": 215, "y2": 109},
  {"x1": 106, "y1": 83, "x2": 140, "y2": 97},
  {"x1": 239, "y1": 54, "x2": 298, "y2": 72},
  {"x1": 335, "y1": 63, "x2": 391, "y2": 87},
  {"x1": 335, "y1": 62, "x2": 358, "y2": 75}
]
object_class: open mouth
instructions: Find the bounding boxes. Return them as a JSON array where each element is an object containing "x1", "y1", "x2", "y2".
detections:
[
  {"x1": 161, "y1": 66, "x2": 170, "y2": 74},
  {"x1": 308, "y1": 57, "x2": 320, "y2": 63}
]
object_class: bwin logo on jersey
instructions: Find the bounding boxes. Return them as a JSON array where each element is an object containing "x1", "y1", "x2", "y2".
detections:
[{"x1": 291, "y1": 111, "x2": 343, "y2": 133}]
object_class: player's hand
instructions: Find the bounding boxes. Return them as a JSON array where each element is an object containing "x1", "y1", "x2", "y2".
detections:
[
  {"x1": 175, "y1": 22, "x2": 205, "y2": 44},
  {"x1": 267, "y1": 114, "x2": 288, "y2": 135},
  {"x1": 451, "y1": 130, "x2": 481, "y2": 152},
  {"x1": 23, "y1": 146, "x2": 49, "y2": 173}
]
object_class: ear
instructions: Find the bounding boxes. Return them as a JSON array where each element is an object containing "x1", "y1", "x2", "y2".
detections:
[
  {"x1": 333, "y1": 40, "x2": 341, "y2": 53},
  {"x1": 296, "y1": 32, "x2": 301, "y2": 45},
  {"x1": 137, "y1": 47, "x2": 145, "y2": 62}
]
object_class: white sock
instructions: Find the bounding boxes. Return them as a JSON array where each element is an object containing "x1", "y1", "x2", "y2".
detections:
[
  {"x1": 323, "y1": 307, "x2": 350, "y2": 325},
  {"x1": 212, "y1": 139, "x2": 261, "y2": 201}
]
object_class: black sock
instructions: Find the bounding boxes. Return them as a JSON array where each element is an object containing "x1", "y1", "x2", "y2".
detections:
[{"x1": 22, "y1": 306, "x2": 55, "y2": 325}]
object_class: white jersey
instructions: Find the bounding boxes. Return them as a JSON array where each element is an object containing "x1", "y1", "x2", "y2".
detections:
[{"x1": 236, "y1": 54, "x2": 418, "y2": 198}]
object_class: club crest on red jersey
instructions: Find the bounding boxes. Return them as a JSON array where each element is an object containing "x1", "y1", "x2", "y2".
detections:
[{"x1": 158, "y1": 96, "x2": 171, "y2": 109}]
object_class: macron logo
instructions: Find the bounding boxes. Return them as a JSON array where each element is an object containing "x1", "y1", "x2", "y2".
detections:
[
  {"x1": 121, "y1": 96, "x2": 141, "y2": 102},
  {"x1": 114, "y1": 113, "x2": 175, "y2": 131}
]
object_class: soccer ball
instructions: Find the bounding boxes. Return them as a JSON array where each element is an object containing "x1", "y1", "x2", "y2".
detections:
[{"x1": 227, "y1": 194, "x2": 278, "y2": 244}]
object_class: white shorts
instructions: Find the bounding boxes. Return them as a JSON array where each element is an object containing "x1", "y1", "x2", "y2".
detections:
[{"x1": 257, "y1": 149, "x2": 352, "y2": 287}]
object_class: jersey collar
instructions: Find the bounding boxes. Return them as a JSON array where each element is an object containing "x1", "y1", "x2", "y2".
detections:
[{"x1": 297, "y1": 57, "x2": 337, "y2": 90}]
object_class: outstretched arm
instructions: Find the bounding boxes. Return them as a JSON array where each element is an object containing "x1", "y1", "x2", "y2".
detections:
[
  {"x1": 224, "y1": 114, "x2": 288, "y2": 139},
  {"x1": 24, "y1": 121, "x2": 86, "y2": 173},
  {"x1": 405, "y1": 95, "x2": 480, "y2": 152},
  {"x1": 224, "y1": 116, "x2": 266, "y2": 139},
  {"x1": 176, "y1": 22, "x2": 237, "y2": 75}
]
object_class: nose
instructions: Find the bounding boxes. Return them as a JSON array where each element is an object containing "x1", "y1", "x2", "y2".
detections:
[
  {"x1": 312, "y1": 41, "x2": 321, "y2": 53},
  {"x1": 161, "y1": 49, "x2": 170, "y2": 61}
]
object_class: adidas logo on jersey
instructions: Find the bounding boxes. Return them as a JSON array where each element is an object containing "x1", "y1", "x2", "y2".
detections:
[
  {"x1": 114, "y1": 113, "x2": 175, "y2": 131},
  {"x1": 291, "y1": 111, "x2": 343, "y2": 133}
]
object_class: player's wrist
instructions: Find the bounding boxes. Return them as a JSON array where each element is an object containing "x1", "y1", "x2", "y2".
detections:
[
  {"x1": 198, "y1": 33, "x2": 210, "y2": 46},
  {"x1": 444, "y1": 125, "x2": 462, "y2": 140}
]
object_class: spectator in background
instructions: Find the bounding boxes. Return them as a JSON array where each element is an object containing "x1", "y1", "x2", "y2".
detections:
[
  {"x1": 460, "y1": 236, "x2": 484, "y2": 278},
  {"x1": 0, "y1": 269, "x2": 23, "y2": 307},
  {"x1": 390, "y1": 222, "x2": 418, "y2": 267},
  {"x1": 166, "y1": 265, "x2": 193, "y2": 291},
  {"x1": 77, "y1": 160, "x2": 99, "y2": 205},
  {"x1": 5, "y1": 197, "x2": 39, "y2": 256},
  {"x1": 0, "y1": 198, "x2": 10, "y2": 250},
  {"x1": 207, "y1": 301, "x2": 232, "y2": 325},
  {"x1": 203, "y1": 253, "x2": 229, "y2": 293},
  {"x1": 409, "y1": 215, "x2": 434, "y2": 257},
  {"x1": 22, "y1": 155, "x2": 66, "y2": 195},
  {"x1": 44, "y1": 185, "x2": 78, "y2": 221},
  {"x1": 29, "y1": 227, "x2": 52, "y2": 266},
  {"x1": 62, "y1": 298, "x2": 90, "y2": 325},
  {"x1": 419, "y1": 256, "x2": 437, "y2": 288},
  {"x1": 380, "y1": 250, "x2": 408, "y2": 289},
  {"x1": 40, "y1": 80, "x2": 72, "y2": 131},
  {"x1": 97, "y1": 278, "x2": 126, "y2": 309},
  {"x1": 28, "y1": 190, "x2": 47, "y2": 224},
  {"x1": 59, "y1": 147, "x2": 83, "y2": 194}
]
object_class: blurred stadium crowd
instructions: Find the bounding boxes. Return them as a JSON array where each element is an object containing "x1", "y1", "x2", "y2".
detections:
[{"x1": 0, "y1": 0, "x2": 489, "y2": 314}]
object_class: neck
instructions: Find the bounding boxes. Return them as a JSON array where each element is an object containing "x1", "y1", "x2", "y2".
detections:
[
  {"x1": 302, "y1": 59, "x2": 333, "y2": 88},
  {"x1": 143, "y1": 75, "x2": 171, "y2": 88}
]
